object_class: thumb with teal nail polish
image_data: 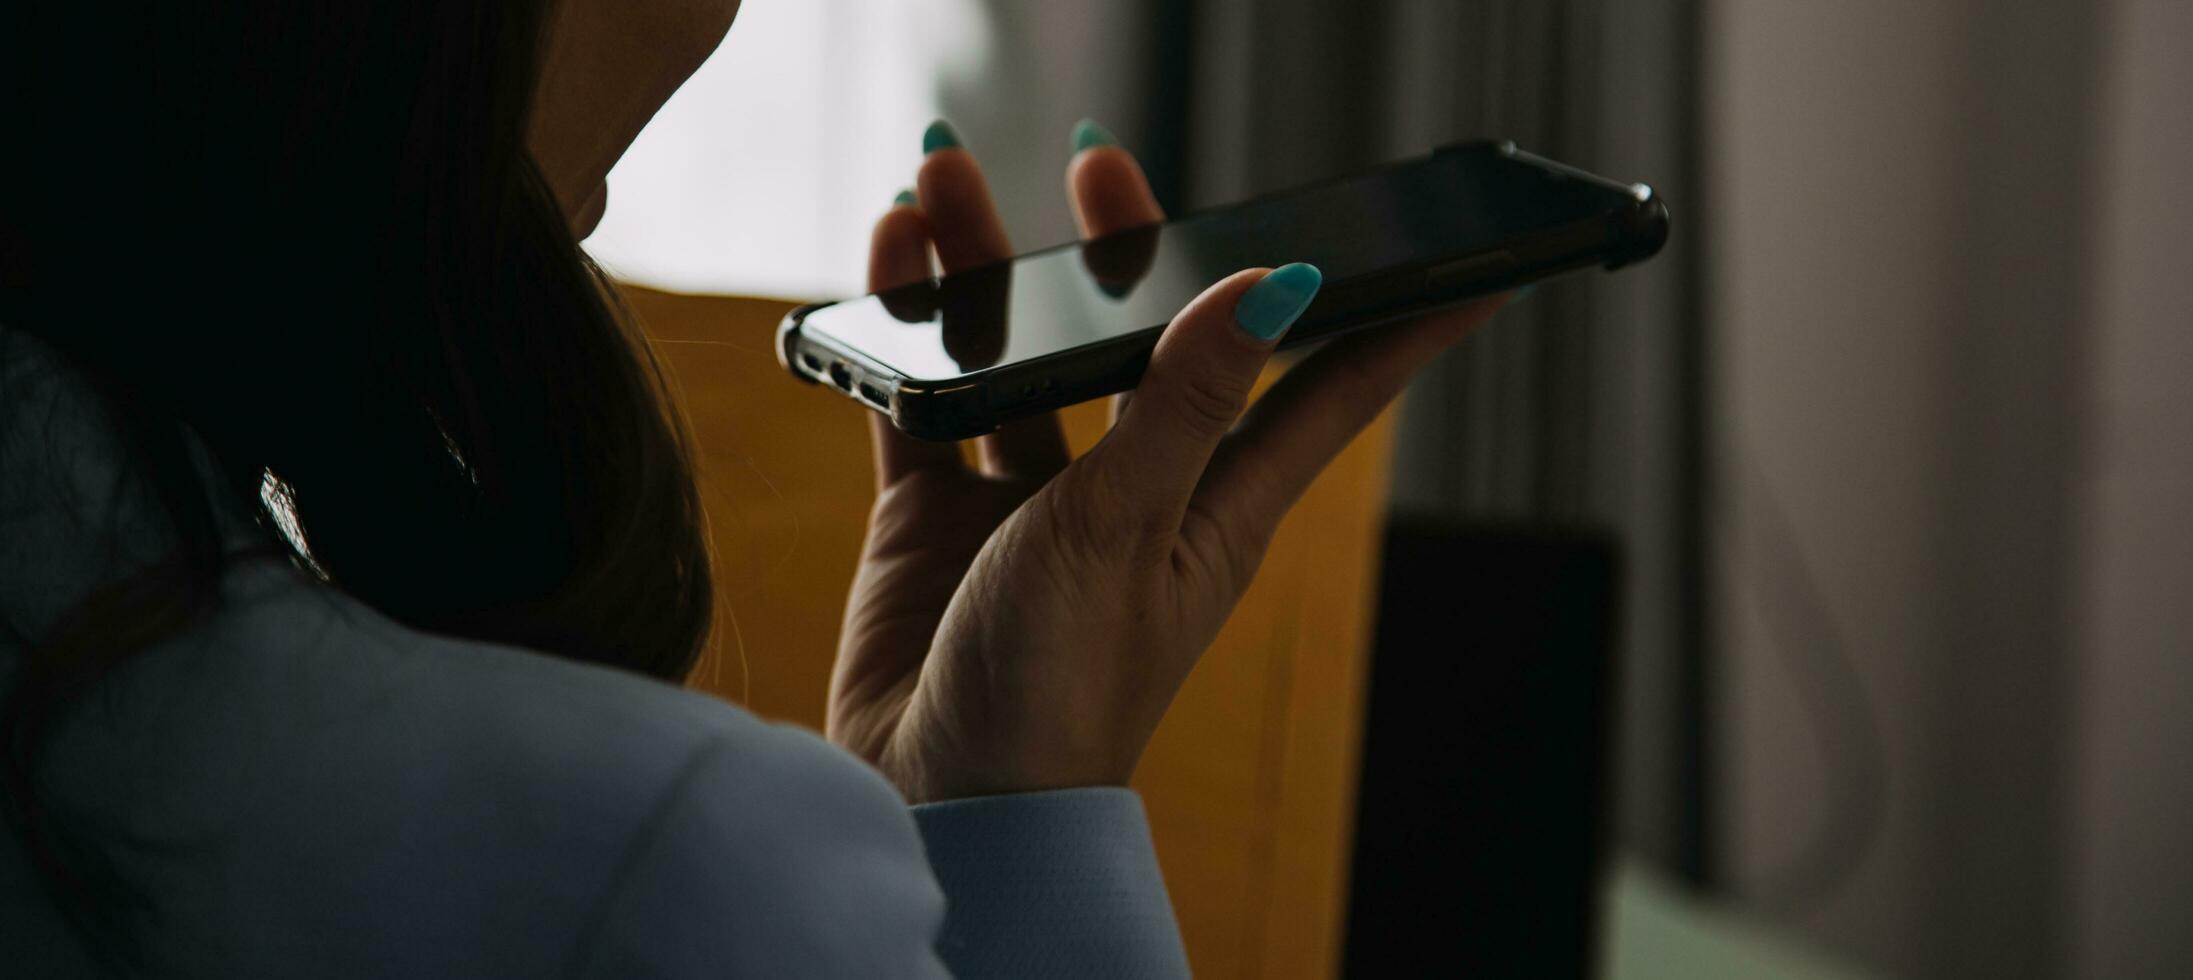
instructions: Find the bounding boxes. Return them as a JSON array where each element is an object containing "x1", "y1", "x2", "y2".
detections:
[{"x1": 1235, "y1": 263, "x2": 1323, "y2": 341}]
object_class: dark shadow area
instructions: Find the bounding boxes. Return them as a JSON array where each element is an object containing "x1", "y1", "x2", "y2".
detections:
[{"x1": 1343, "y1": 520, "x2": 1618, "y2": 978}]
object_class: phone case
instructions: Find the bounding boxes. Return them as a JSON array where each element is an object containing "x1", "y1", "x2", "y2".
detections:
[{"x1": 777, "y1": 140, "x2": 1669, "y2": 442}]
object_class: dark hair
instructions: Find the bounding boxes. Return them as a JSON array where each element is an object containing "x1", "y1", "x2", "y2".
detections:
[{"x1": 0, "y1": 0, "x2": 716, "y2": 955}]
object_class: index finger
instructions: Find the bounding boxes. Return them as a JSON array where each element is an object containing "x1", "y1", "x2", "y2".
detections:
[
  {"x1": 1067, "y1": 127, "x2": 1166, "y2": 237},
  {"x1": 863, "y1": 193, "x2": 961, "y2": 484},
  {"x1": 918, "y1": 123, "x2": 1071, "y2": 478},
  {"x1": 1065, "y1": 122, "x2": 1166, "y2": 426}
]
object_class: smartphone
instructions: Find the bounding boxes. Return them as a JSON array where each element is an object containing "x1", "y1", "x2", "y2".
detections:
[{"x1": 778, "y1": 140, "x2": 1668, "y2": 441}]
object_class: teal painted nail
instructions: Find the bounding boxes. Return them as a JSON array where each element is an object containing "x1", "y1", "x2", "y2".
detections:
[
  {"x1": 1235, "y1": 263, "x2": 1323, "y2": 341},
  {"x1": 893, "y1": 188, "x2": 917, "y2": 208},
  {"x1": 1513, "y1": 282, "x2": 1538, "y2": 301},
  {"x1": 922, "y1": 120, "x2": 961, "y2": 155},
  {"x1": 1071, "y1": 118, "x2": 1117, "y2": 154}
]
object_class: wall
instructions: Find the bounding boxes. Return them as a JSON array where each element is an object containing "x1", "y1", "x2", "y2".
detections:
[
  {"x1": 1711, "y1": 2, "x2": 1986, "y2": 972},
  {"x1": 2065, "y1": 0, "x2": 2193, "y2": 974},
  {"x1": 1710, "y1": 0, "x2": 2189, "y2": 976}
]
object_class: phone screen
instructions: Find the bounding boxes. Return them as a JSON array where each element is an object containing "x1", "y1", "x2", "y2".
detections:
[{"x1": 799, "y1": 143, "x2": 1641, "y2": 383}]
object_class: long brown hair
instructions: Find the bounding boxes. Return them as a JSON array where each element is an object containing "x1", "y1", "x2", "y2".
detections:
[{"x1": 0, "y1": 0, "x2": 715, "y2": 956}]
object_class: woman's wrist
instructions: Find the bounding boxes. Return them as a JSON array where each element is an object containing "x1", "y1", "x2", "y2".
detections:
[{"x1": 880, "y1": 728, "x2": 1135, "y2": 805}]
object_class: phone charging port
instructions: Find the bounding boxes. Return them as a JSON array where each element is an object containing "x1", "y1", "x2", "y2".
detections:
[
  {"x1": 828, "y1": 361, "x2": 853, "y2": 391},
  {"x1": 857, "y1": 382, "x2": 890, "y2": 407}
]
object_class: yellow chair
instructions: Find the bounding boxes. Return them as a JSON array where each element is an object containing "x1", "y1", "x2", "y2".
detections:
[{"x1": 630, "y1": 285, "x2": 1394, "y2": 980}]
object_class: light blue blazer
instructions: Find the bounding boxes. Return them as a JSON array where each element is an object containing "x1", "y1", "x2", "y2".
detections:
[{"x1": 0, "y1": 331, "x2": 1191, "y2": 977}]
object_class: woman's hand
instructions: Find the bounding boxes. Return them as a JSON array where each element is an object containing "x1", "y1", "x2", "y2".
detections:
[{"x1": 828, "y1": 121, "x2": 1505, "y2": 803}]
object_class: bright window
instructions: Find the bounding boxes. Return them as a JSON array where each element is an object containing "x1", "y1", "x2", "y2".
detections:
[{"x1": 583, "y1": 0, "x2": 995, "y2": 301}]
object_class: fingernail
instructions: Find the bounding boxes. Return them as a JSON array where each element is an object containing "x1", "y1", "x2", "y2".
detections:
[
  {"x1": 1071, "y1": 117, "x2": 1117, "y2": 154},
  {"x1": 1513, "y1": 282, "x2": 1538, "y2": 302},
  {"x1": 893, "y1": 188, "x2": 917, "y2": 208},
  {"x1": 922, "y1": 119, "x2": 961, "y2": 155},
  {"x1": 1235, "y1": 263, "x2": 1322, "y2": 341}
]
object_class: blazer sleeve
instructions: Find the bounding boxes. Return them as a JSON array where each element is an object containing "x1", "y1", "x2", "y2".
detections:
[
  {"x1": 572, "y1": 725, "x2": 1189, "y2": 979},
  {"x1": 913, "y1": 788, "x2": 1192, "y2": 979}
]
